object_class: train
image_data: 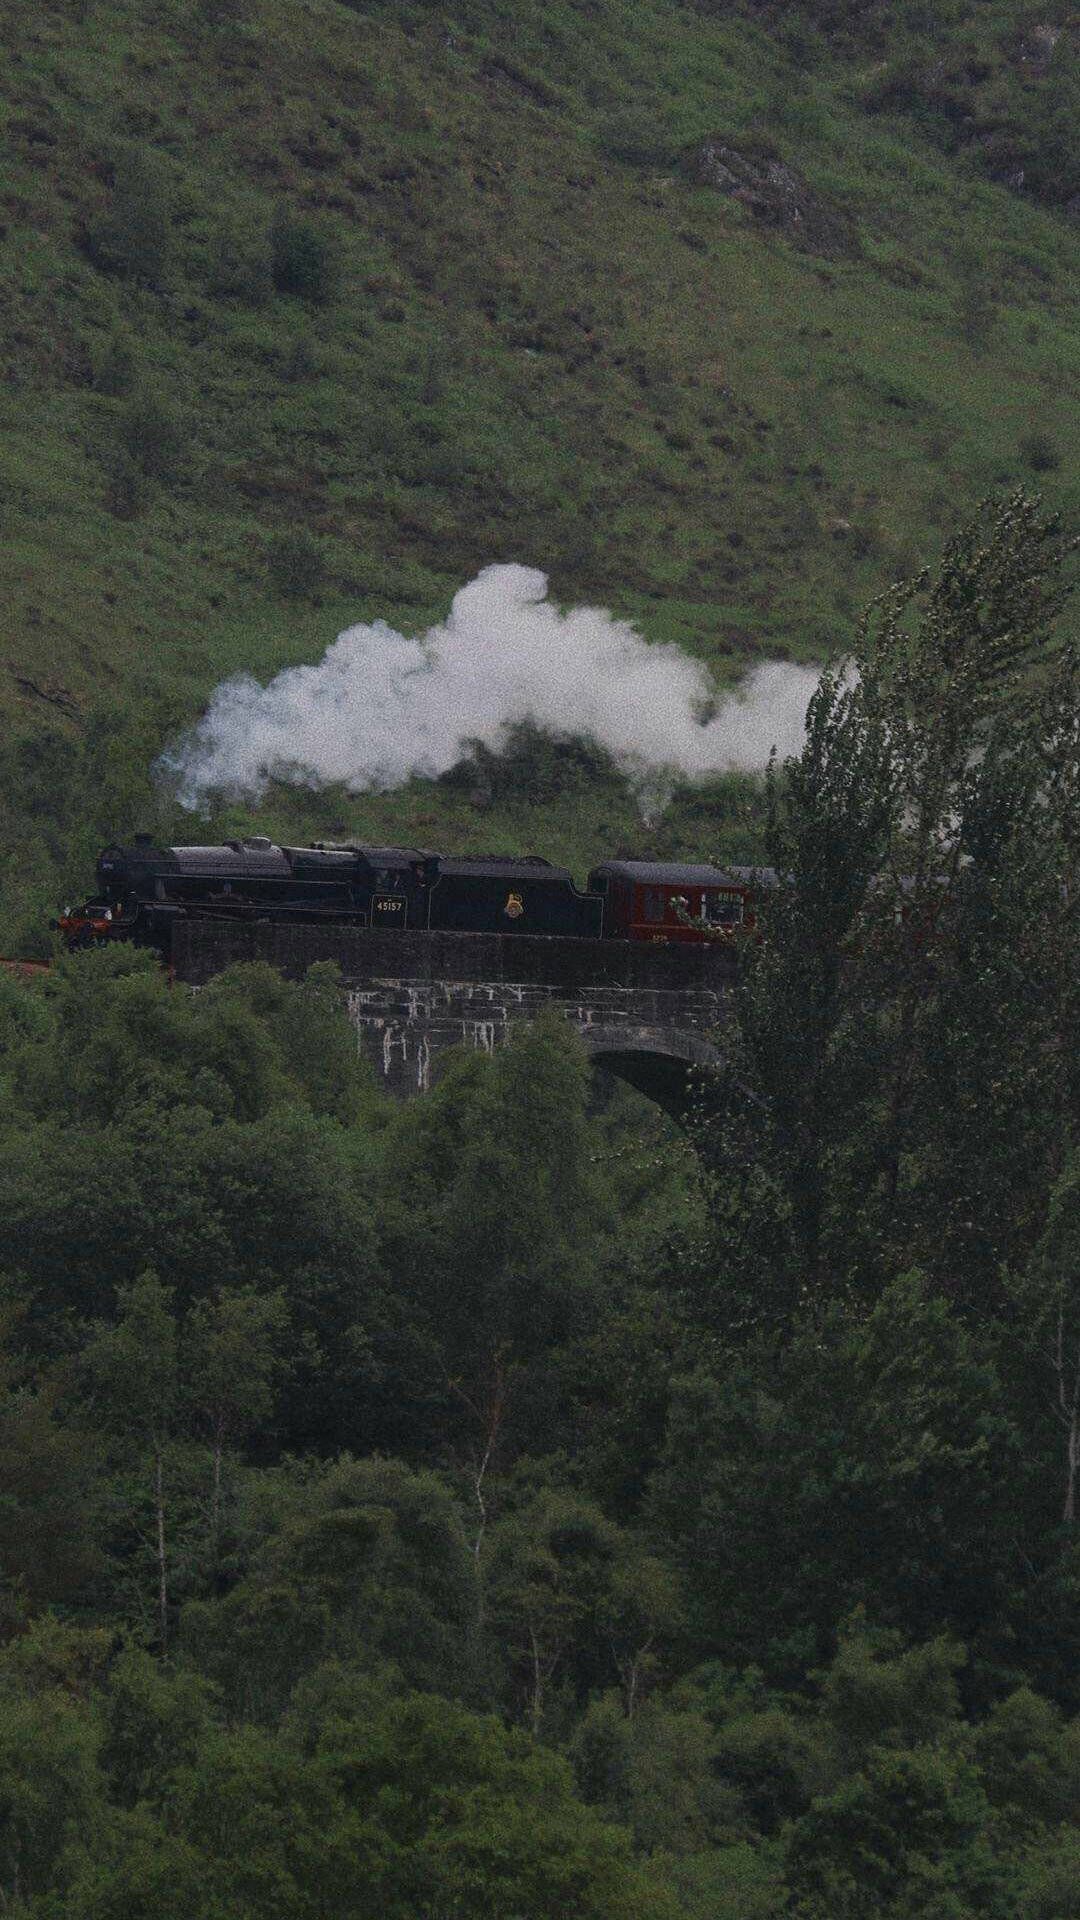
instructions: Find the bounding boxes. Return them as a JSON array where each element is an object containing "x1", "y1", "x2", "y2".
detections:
[{"x1": 54, "y1": 838, "x2": 761, "y2": 953}]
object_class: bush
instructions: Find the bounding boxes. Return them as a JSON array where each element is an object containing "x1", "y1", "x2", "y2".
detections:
[
  {"x1": 267, "y1": 528, "x2": 324, "y2": 598},
  {"x1": 596, "y1": 108, "x2": 673, "y2": 169},
  {"x1": 84, "y1": 150, "x2": 172, "y2": 287},
  {"x1": 441, "y1": 722, "x2": 622, "y2": 807},
  {"x1": 206, "y1": 225, "x2": 272, "y2": 307},
  {"x1": 103, "y1": 450, "x2": 147, "y2": 520},
  {"x1": 954, "y1": 277, "x2": 997, "y2": 354},
  {"x1": 1019, "y1": 430, "x2": 1060, "y2": 474},
  {"x1": 281, "y1": 335, "x2": 318, "y2": 382},
  {"x1": 197, "y1": 0, "x2": 252, "y2": 24},
  {"x1": 270, "y1": 212, "x2": 340, "y2": 304},
  {"x1": 90, "y1": 333, "x2": 137, "y2": 397},
  {"x1": 117, "y1": 388, "x2": 189, "y2": 483}
]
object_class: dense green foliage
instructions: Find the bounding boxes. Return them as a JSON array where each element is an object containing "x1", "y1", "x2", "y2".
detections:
[
  {"x1": 3, "y1": 0, "x2": 1080, "y2": 1895},
  {"x1": 0, "y1": 498, "x2": 1077, "y2": 1913},
  {"x1": 2, "y1": 0, "x2": 1079, "y2": 942}
]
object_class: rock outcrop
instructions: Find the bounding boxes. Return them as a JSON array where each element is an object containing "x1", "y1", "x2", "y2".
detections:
[{"x1": 691, "y1": 137, "x2": 856, "y2": 257}]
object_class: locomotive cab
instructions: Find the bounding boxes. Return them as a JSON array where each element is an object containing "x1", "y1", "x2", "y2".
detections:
[{"x1": 340, "y1": 845, "x2": 439, "y2": 930}]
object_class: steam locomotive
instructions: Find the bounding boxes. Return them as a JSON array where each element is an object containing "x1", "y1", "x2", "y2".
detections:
[{"x1": 55, "y1": 837, "x2": 758, "y2": 952}]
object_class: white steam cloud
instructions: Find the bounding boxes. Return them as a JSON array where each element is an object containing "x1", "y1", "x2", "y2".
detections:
[{"x1": 161, "y1": 564, "x2": 822, "y2": 811}]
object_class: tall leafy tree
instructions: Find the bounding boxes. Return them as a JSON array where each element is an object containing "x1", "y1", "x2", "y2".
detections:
[
  {"x1": 696, "y1": 663, "x2": 897, "y2": 1307},
  {"x1": 81, "y1": 1275, "x2": 180, "y2": 1652},
  {"x1": 649, "y1": 1274, "x2": 1017, "y2": 1671},
  {"x1": 183, "y1": 1286, "x2": 289, "y2": 1565},
  {"x1": 181, "y1": 1455, "x2": 479, "y2": 1718},
  {"x1": 852, "y1": 493, "x2": 1077, "y2": 1255},
  {"x1": 0, "y1": 1309, "x2": 100, "y2": 1626},
  {"x1": 694, "y1": 492, "x2": 1078, "y2": 1316},
  {"x1": 1010, "y1": 1153, "x2": 1080, "y2": 1526},
  {"x1": 378, "y1": 1014, "x2": 613, "y2": 1487}
]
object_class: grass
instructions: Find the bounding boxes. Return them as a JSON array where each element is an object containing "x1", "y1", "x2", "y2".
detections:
[{"x1": 0, "y1": 0, "x2": 1078, "y2": 947}]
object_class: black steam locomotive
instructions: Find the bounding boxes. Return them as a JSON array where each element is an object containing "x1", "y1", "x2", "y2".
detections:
[{"x1": 56, "y1": 838, "x2": 758, "y2": 951}]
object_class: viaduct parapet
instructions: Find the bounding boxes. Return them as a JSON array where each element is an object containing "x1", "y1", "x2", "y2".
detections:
[{"x1": 171, "y1": 920, "x2": 737, "y2": 1114}]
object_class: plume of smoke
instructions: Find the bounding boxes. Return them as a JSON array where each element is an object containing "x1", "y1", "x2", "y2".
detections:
[{"x1": 160, "y1": 564, "x2": 822, "y2": 811}]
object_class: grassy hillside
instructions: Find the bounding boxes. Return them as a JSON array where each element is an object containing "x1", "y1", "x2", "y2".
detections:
[{"x1": 1, "y1": 0, "x2": 1078, "y2": 941}]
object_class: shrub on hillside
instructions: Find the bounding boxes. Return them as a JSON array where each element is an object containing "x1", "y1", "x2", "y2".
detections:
[
  {"x1": 206, "y1": 225, "x2": 272, "y2": 307},
  {"x1": 266, "y1": 528, "x2": 324, "y2": 598},
  {"x1": 196, "y1": 0, "x2": 253, "y2": 25},
  {"x1": 440, "y1": 722, "x2": 623, "y2": 808},
  {"x1": 596, "y1": 108, "x2": 674, "y2": 169},
  {"x1": 102, "y1": 450, "x2": 147, "y2": 520},
  {"x1": 269, "y1": 212, "x2": 340, "y2": 304},
  {"x1": 1019, "y1": 431, "x2": 1060, "y2": 475},
  {"x1": 281, "y1": 335, "x2": 319, "y2": 382},
  {"x1": 90, "y1": 333, "x2": 137, "y2": 397},
  {"x1": 954, "y1": 276, "x2": 997, "y2": 354},
  {"x1": 117, "y1": 388, "x2": 189, "y2": 484},
  {"x1": 84, "y1": 150, "x2": 172, "y2": 287}
]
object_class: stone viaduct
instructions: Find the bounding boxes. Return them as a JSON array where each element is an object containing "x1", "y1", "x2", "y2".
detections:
[{"x1": 172, "y1": 919, "x2": 737, "y2": 1117}]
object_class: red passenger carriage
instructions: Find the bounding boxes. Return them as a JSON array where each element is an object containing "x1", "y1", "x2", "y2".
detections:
[{"x1": 586, "y1": 860, "x2": 757, "y2": 943}]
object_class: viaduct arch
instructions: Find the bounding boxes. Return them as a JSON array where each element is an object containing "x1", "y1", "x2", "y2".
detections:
[{"x1": 171, "y1": 920, "x2": 736, "y2": 1119}]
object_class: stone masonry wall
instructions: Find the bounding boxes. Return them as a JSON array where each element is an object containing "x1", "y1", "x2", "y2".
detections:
[
  {"x1": 344, "y1": 975, "x2": 730, "y2": 1098},
  {"x1": 170, "y1": 919, "x2": 736, "y2": 1101},
  {"x1": 170, "y1": 919, "x2": 739, "y2": 992}
]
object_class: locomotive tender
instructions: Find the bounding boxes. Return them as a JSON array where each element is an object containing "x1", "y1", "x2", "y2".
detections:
[{"x1": 56, "y1": 837, "x2": 758, "y2": 952}]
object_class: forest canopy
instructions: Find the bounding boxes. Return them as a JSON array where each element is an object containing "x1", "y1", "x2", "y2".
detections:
[{"x1": 1, "y1": 497, "x2": 1079, "y2": 1916}]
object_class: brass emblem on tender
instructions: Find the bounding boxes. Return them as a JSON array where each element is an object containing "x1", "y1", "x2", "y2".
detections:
[{"x1": 504, "y1": 891, "x2": 524, "y2": 920}]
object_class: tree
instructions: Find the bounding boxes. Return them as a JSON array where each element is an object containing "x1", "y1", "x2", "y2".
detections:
[
  {"x1": 313, "y1": 1691, "x2": 682, "y2": 1920},
  {"x1": 852, "y1": 494, "x2": 1076, "y2": 1241},
  {"x1": 693, "y1": 492, "x2": 1079, "y2": 1314},
  {"x1": 0, "y1": 1687, "x2": 104, "y2": 1910},
  {"x1": 782, "y1": 1746, "x2": 1004, "y2": 1920},
  {"x1": 815, "y1": 1622, "x2": 966, "y2": 1774},
  {"x1": 378, "y1": 1014, "x2": 613, "y2": 1484},
  {"x1": 269, "y1": 211, "x2": 339, "y2": 303},
  {"x1": 98, "y1": 1646, "x2": 213, "y2": 1810},
  {"x1": 648, "y1": 1275, "x2": 1016, "y2": 1670},
  {"x1": 14, "y1": 951, "x2": 377, "y2": 1132},
  {"x1": 875, "y1": 632, "x2": 1080, "y2": 1298},
  {"x1": 64, "y1": 1693, "x2": 682, "y2": 1920},
  {"x1": 181, "y1": 1455, "x2": 478, "y2": 1717},
  {"x1": 1010, "y1": 1155, "x2": 1080, "y2": 1525},
  {"x1": 572, "y1": 1692, "x2": 744, "y2": 1856},
  {"x1": 486, "y1": 1491, "x2": 620, "y2": 1734},
  {"x1": 0, "y1": 982, "x2": 381, "y2": 1453},
  {"x1": 199, "y1": 961, "x2": 380, "y2": 1125},
  {"x1": 697, "y1": 662, "x2": 896, "y2": 1301},
  {"x1": 599, "y1": 1548, "x2": 684, "y2": 1719},
  {"x1": 82, "y1": 1275, "x2": 180, "y2": 1651},
  {"x1": 484, "y1": 1489, "x2": 678, "y2": 1733},
  {"x1": 183, "y1": 1286, "x2": 289, "y2": 1562},
  {"x1": 0, "y1": 1311, "x2": 100, "y2": 1625},
  {"x1": 1016, "y1": 1830, "x2": 1080, "y2": 1919},
  {"x1": 973, "y1": 1687, "x2": 1080, "y2": 1839},
  {"x1": 782, "y1": 1628, "x2": 996, "y2": 1916}
]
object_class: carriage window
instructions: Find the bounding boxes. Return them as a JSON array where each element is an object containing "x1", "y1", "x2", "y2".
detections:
[
  {"x1": 642, "y1": 888, "x2": 666, "y2": 922},
  {"x1": 705, "y1": 890, "x2": 744, "y2": 926}
]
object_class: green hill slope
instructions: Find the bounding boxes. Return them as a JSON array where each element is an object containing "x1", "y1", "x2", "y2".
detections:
[{"x1": 1, "y1": 0, "x2": 1078, "y2": 941}]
